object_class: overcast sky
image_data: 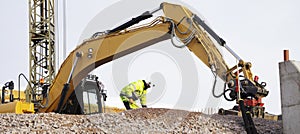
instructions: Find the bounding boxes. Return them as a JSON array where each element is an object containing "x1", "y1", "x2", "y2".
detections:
[{"x1": 1, "y1": 0, "x2": 299, "y2": 114}]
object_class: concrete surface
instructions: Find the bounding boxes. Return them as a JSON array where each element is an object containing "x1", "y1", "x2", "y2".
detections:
[{"x1": 279, "y1": 60, "x2": 300, "y2": 134}]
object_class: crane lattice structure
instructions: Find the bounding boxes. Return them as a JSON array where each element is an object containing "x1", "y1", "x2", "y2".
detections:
[{"x1": 27, "y1": 0, "x2": 55, "y2": 103}]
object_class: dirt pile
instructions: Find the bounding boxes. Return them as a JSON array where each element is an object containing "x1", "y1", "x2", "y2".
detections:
[{"x1": 0, "y1": 108, "x2": 282, "y2": 133}]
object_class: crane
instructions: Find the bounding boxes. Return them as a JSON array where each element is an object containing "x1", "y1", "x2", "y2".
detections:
[{"x1": 27, "y1": 0, "x2": 56, "y2": 106}]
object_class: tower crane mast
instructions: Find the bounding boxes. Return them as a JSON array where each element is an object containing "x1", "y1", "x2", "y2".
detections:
[{"x1": 27, "y1": 0, "x2": 56, "y2": 103}]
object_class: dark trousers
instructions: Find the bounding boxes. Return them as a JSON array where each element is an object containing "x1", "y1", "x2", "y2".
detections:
[{"x1": 123, "y1": 101, "x2": 132, "y2": 110}]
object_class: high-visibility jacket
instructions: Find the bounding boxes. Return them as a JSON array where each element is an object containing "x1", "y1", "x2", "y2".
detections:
[{"x1": 120, "y1": 80, "x2": 147, "y2": 107}]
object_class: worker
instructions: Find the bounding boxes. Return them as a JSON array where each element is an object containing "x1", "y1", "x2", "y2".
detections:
[
  {"x1": 120, "y1": 80, "x2": 151, "y2": 110},
  {"x1": 39, "y1": 78, "x2": 45, "y2": 85}
]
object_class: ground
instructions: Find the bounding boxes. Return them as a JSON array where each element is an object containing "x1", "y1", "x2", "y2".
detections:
[{"x1": 0, "y1": 108, "x2": 282, "y2": 133}]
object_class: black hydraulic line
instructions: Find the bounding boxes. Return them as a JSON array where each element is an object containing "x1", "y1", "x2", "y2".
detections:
[
  {"x1": 223, "y1": 89, "x2": 236, "y2": 101},
  {"x1": 18, "y1": 73, "x2": 34, "y2": 101},
  {"x1": 239, "y1": 100, "x2": 258, "y2": 134},
  {"x1": 108, "y1": 11, "x2": 153, "y2": 34},
  {"x1": 211, "y1": 70, "x2": 224, "y2": 98},
  {"x1": 193, "y1": 15, "x2": 226, "y2": 46}
]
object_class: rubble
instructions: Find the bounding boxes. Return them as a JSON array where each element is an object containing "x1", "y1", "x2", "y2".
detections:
[{"x1": 0, "y1": 108, "x2": 282, "y2": 133}]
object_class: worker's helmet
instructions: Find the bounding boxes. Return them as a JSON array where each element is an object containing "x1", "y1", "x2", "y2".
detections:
[{"x1": 142, "y1": 80, "x2": 151, "y2": 90}]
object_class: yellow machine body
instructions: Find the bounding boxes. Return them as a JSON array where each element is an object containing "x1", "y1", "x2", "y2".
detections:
[
  {"x1": 0, "y1": 101, "x2": 34, "y2": 114},
  {"x1": 0, "y1": 90, "x2": 34, "y2": 114}
]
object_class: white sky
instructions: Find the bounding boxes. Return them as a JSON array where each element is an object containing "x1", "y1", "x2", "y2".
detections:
[{"x1": 1, "y1": 0, "x2": 299, "y2": 115}]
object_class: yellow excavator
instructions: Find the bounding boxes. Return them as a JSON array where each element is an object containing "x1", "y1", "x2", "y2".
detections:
[{"x1": 0, "y1": 2, "x2": 269, "y2": 133}]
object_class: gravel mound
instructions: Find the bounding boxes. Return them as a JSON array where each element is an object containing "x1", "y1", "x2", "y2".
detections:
[{"x1": 0, "y1": 108, "x2": 282, "y2": 133}]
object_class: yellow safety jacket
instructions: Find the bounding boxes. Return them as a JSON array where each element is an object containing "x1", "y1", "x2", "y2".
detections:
[{"x1": 120, "y1": 80, "x2": 147, "y2": 109}]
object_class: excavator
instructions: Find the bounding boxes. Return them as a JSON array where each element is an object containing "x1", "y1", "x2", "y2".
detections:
[{"x1": 0, "y1": 2, "x2": 269, "y2": 133}]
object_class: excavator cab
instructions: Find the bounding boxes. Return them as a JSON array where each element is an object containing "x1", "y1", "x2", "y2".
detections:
[{"x1": 60, "y1": 74, "x2": 107, "y2": 114}]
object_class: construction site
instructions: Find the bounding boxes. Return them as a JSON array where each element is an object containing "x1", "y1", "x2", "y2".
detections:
[{"x1": 0, "y1": 0, "x2": 299, "y2": 134}]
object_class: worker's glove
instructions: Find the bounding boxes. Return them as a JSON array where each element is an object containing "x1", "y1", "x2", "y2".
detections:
[
  {"x1": 129, "y1": 98, "x2": 134, "y2": 104},
  {"x1": 142, "y1": 105, "x2": 147, "y2": 108}
]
